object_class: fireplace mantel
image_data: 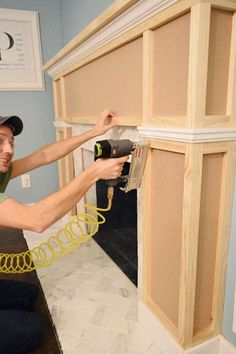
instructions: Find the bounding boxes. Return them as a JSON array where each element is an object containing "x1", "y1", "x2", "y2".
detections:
[{"x1": 44, "y1": 0, "x2": 236, "y2": 353}]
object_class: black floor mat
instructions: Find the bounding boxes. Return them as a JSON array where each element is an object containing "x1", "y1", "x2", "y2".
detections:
[{"x1": 0, "y1": 226, "x2": 62, "y2": 354}]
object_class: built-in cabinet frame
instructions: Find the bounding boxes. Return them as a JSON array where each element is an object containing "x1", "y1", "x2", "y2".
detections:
[{"x1": 45, "y1": 0, "x2": 236, "y2": 350}]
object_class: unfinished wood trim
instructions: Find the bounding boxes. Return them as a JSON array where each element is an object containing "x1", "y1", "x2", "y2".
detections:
[
  {"x1": 178, "y1": 144, "x2": 203, "y2": 348},
  {"x1": 43, "y1": 0, "x2": 140, "y2": 71},
  {"x1": 202, "y1": 141, "x2": 231, "y2": 153},
  {"x1": 204, "y1": 115, "x2": 231, "y2": 127},
  {"x1": 211, "y1": 0, "x2": 236, "y2": 11},
  {"x1": 60, "y1": 77, "x2": 67, "y2": 118},
  {"x1": 53, "y1": 80, "x2": 59, "y2": 119},
  {"x1": 55, "y1": 127, "x2": 76, "y2": 215},
  {"x1": 55, "y1": 128, "x2": 64, "y2": 188},
  {"x1": 146, "y1": 297, "x2": 180, "y2": 338},
  {"x1": 75, "y1": 147, "x2": 92, "y2": 233},
  {"x1": 141, "y1": 147, "x2": 152, "y2": 301},
  {"x1": 187, "y1": 2, "x2": 211, "y2": 128},
  {"x1": 192, "y1": 326, "x2": 215, "y2": 345},
  {"x1": 143, "y1": 30, "x2": 154, "y2": 125},
  {"x1": 64, "y1": 128, "x2": 75, "y2": 180},
  {"x1": 227, "y1": 12, "x2": 236, "y2": 123},
  {"x1": 193, "y1": 153, "x2": 224, "y2": 338},
  {"x1": 149, "y1": 116, "x2": 186, "y2": 128},
  {"x1": 212, "y1": 147, "x2": 236, "y2": 334},
  {"x1": 64, "y1": 115, "x2": 142, "y2": 126},
  {"x1": 149, "y1": 139, "x2": 186, "y2": 153},
  {"x1": 65, "y1": 127, "x2": 76, "y2": 215}
]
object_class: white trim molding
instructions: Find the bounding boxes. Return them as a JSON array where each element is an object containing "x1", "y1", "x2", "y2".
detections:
[
  {"x1": 53, "y1": 120, "x2": 72, "y2": 128},
  {"x1": 46, "y1": 0, "x2": 177, "y2": 77},
  {"x1": 219, "y1": 336, "x2": 236, "y2": 354},
  {"x1": 139, "y1": 301, "x2": 236, "y2": 354},
  {"x1": 138, "y1": 126, "x2": 236, "y2": 143}
]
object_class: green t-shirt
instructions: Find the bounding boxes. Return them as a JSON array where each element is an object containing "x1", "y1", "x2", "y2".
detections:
[{"x1": 0, "y1": 164, "x2": 12, "y2": 203}]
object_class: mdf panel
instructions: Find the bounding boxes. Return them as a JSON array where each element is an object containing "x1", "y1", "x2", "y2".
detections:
[
  {"x1": 149, "y1": 149, "x2": 185, "y2": 328},
  {"x1": 205, "y1": 9, "x2": 233, "y2": 116},
  {"x1": 64, "y1": 38, "x2": 143, "y2": 117},
  {"x1": 152, "y1": 13, "x2": 190, "y2": 117},
  {"x1": 193, "y1": 153, "x2": 223, "y2": 335}
]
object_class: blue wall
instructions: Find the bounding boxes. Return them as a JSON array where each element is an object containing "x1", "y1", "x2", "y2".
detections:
[
  {"x1": 60, "y1": 0, "x2": 115, "y2": 45},
  {"x1": 0, "y1": 0, "x2": 63, "y2": 203}
]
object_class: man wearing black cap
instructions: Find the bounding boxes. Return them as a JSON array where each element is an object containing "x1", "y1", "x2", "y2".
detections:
[{"x1": 0, "y1": 110, "x2": 128, "y2": 353}]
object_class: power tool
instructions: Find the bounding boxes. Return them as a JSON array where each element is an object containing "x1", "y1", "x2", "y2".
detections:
[{"x1": 94, "y1": 139, "x2": 149, "y2": 192}]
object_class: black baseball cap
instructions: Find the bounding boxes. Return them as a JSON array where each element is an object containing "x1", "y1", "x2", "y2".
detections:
[{"x1": 0, "y1": 115, "x2": 23, "y2": 136}]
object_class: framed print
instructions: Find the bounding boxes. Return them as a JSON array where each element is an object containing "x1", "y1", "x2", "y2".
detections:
[{"x1": 0, "y1": 8, "x2": 44, "y2": 90}]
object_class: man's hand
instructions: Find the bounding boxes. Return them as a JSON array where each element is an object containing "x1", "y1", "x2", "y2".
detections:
[
  {"x1": 92, "y1": 156, "x2": 129, "y2": 180},
  {"x1": 91, "y1": 109, "x2": 117, "y2": 137}
]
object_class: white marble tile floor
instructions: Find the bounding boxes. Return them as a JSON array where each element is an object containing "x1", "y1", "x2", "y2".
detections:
[{"x1": 24, "y1": 218, "x2": 162, "y2": 354}]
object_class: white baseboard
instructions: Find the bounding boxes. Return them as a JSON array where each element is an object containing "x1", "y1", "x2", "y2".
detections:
[
  {"x1": 219, "y1": 336, "x2": 236, "y2": 354},
  {"x1": 185, "y1": 338, "x2": 219, "y2": 354},
  {"x1": 139, "y1": 301, "x2": 183, "y2": 354},
  {"x1": 139, "y1": 301, "x2": 236, "y2": 354}
]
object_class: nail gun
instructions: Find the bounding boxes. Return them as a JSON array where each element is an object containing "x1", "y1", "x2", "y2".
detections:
[{"x1": 94, "y1": 138, "x2": 149, "y2": 192}]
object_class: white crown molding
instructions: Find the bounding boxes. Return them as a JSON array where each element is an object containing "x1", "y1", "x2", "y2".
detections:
[
  {"x1": 138, "y1": 126, "x2": 236, "y2": 143},
  {"x1": 46, "y1": 0, "x2": 177, "y2": 77}
]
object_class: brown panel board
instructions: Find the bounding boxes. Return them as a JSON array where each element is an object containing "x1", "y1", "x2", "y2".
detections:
[
  {"x1": 193, "y1": 153, "x2": 223, "y2": 335},
  {"x1": 64, "y1": 38, "x2": 143, "y2": 117},
  {"x1": 206, "y1": 9, "x2": 232, "y2": 115},
  {"x1": 152, "y1": 13, "x2": 190, "y2": 117},
  {"x1": 149, "y1": 149, "x2": 184, "y2": 328}
]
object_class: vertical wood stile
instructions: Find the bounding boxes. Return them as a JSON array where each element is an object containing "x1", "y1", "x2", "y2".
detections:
[
  {"x1": 187, "y1": 2, "x2": 211, "y2": 128},
  {"x1": 227, "y1": 12, "x2": 236, "y2": 124},
  {"x1": 64, "y1": 127, "x2": 76, "y2": 216},
  {"x1": 178, "y1": 144, "x2": 203, "y2": 348},
  {"x1": 143, "y1": 30, "x2": 154, "y2": 126},
  {"x1": 53, "y1": 80, "x2": 59, "y2": 119},
  {"x1": 140, "y1": 147, "x2": 152, "y2": 302},
  {"x1": 212, "y1": 146, "x2": 236, "y2": 334},
  {"x1": 60, "y1": 77, "x2": 67, "y2": 118},
  {"x1": 56, "y1": 128, "x2": 64, "y2": 189}
]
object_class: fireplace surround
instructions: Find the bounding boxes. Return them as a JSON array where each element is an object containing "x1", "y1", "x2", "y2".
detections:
[{"x1": 45, "y1": 0, "x2": 236, "y2": 352}]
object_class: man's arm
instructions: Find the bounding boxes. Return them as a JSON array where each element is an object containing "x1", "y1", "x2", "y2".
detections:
[
  {"x1": 11, "y1": 109, "x2": 117, "y2": 179},
  {"x1": 0, "y1": 156, "x2": 128, "y2": 232}
]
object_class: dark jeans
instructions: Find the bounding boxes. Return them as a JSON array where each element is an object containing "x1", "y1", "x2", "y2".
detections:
[{"x1": 0, "y1": 280, "x2": 42, "y2": 354}]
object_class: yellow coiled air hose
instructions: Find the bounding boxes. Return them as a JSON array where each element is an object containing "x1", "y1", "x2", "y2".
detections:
[{"x1": 0, "y1": 186, "x2": 114, "y2": 274}]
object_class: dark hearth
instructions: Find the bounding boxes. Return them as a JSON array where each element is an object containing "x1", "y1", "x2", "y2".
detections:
[{"x1": 94, "y1": 162, "x2": 138, "y2": 286}]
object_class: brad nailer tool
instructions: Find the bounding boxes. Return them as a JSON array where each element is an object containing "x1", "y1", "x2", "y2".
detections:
[{"x1": 94, "y1": 139, "x2": 149, "y2": 192}]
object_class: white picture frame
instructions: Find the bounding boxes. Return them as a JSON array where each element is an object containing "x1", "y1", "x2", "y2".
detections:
[{"x1": 0, "y1": 8, "x2": 44, "y2": 91}]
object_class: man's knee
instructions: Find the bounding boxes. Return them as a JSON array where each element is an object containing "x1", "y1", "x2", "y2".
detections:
[{"x1": 0, "y1": 310, "x2": 43, "y2": 354}]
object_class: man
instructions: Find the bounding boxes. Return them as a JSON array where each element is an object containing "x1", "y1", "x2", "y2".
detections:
[
  {"x1": 0, "y1": 110, "x2": 128, "y2": 353},
  {"x1": 0, "y1": 110, "x2": 127, "y2": 231}
]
